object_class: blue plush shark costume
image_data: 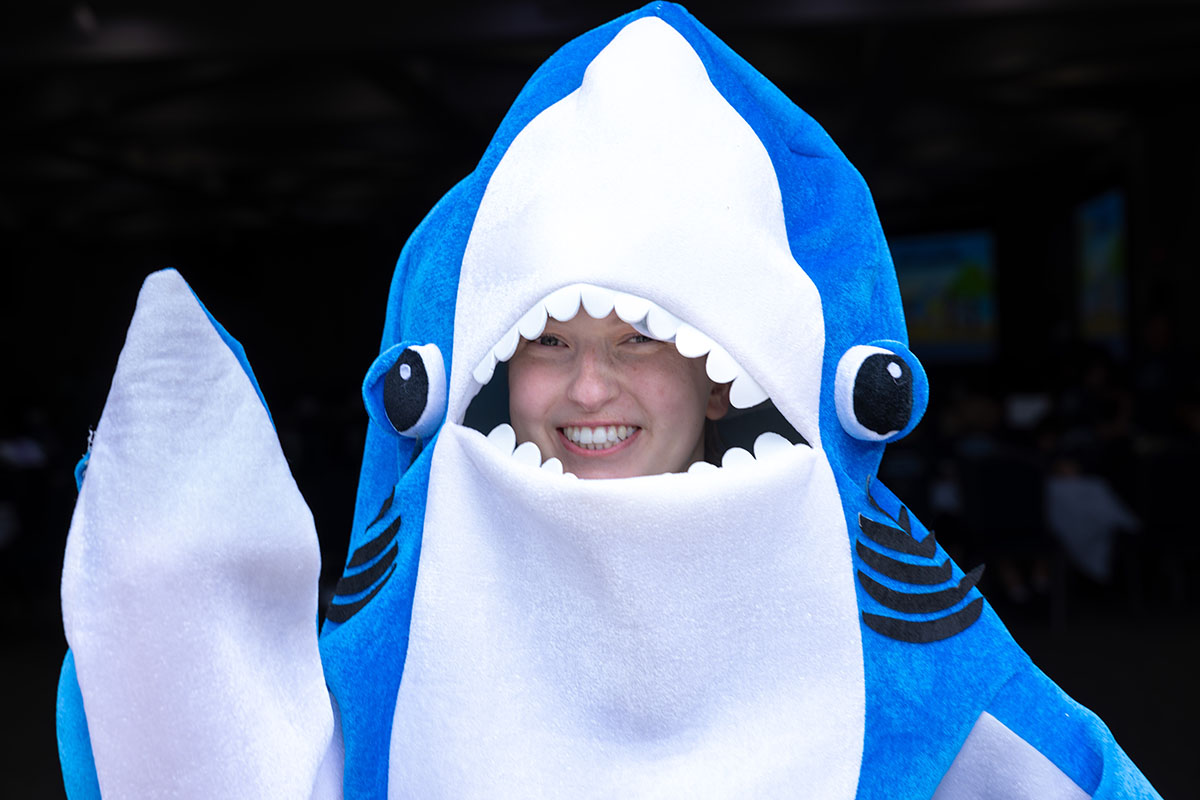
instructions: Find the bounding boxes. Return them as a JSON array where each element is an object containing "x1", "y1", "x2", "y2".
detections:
[{"x1": 57, "y1": 3, "x2": 1160, "y2": 798}]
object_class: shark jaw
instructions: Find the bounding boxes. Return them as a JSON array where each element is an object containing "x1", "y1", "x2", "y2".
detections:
[{"x1": 463, "y1": 283, "x2": 813, "y2": 480}]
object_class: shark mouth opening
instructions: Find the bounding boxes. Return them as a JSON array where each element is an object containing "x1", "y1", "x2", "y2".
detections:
[{"x1": 462, "y1": 283, "x2": 810, "y2": 475}]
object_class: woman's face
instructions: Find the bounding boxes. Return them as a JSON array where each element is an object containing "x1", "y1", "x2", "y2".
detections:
[{"x1": 507, "y1": 311, "x2": 730, "y2": 479}]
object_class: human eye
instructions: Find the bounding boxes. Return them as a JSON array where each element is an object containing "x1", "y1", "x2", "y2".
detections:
[
  {"x1": 624, "y1": 333, "x2": 656, "y2": 345},
  {"x1": 536, "y1": 333, "x2": 564, "y2": 347}
]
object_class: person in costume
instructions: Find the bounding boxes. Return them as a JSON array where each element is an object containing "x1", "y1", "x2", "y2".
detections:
[{"x1": 57, "y1": 3, "x2": 1162, "y2": 798}]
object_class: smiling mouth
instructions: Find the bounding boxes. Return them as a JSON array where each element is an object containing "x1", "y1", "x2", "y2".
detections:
[
  {"x1": 466, "y1": 283, "x2": 811, "y2": 476},
  {"x1": 561, "y1": 425, "x2": 639, "y2": 450}
]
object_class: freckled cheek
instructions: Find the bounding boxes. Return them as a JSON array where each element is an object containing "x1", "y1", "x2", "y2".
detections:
[{"x1": 507, "y1": 362, "x2": 554, "y2": 435}]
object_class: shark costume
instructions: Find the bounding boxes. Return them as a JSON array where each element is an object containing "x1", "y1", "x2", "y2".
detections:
[{"x1": 57, "y1": 3, "x2": 1161, "y2": 798}]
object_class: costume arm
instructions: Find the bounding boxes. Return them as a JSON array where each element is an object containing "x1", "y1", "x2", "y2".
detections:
[
  {"x1": 59, "y1": 269, "x2": 342, "y2": 798},
  {"x1": 933, "y1": 660, "x2": 1161, "y2": 800}
]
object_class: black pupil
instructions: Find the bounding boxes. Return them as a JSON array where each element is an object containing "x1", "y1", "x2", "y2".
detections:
[
  {"x1": 383, "y1": 349, "x2": 429, "y2": 434},
  {"x1": 852, "y1": 353, "x2": 912, "y2": 435}
]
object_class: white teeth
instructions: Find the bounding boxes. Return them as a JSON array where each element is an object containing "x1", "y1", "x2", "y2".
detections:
[
  {"x1": 673, "y1": 323, "x2": 714, "y2": 359},
  {"x1": 562, "y1": 424, "x2": 636, "y2": 449},
  {"x1": 475, "y1": 285, "x2": 796, "y2": 463},
  {"x1": 580, "y1": 285, "x2": 616, "y2": 319},
  {"x1": 721, "y1": 446, "x2": 755, "y2": 470},
  {"x1": 613, "y1": 292, "x2": 651, "y2": 325},
  {"x1": 729, "y1": 372, "x2": 769, "y2": 409},
  {"x1": 704, "y1": 344, "x2": 740, "y2": 384},
  {"x1": 644, "y1": 303, "x2": 682, "y2": 341},
  {"x1": 472, "y1": 351, "x2": 498, "y2": 386},
  {"x1": 486, "y1": 423, "x2": 516, "y2": 454},
  {"x1": 753, "y1": 431, "x2": 792, "y2": 460},
  {"x1": 517, "y1": 305, "x2": 548, "y2": 340},
  {"x1": 484, "y1": 424, "x2": 806, "y2": 476},
  {"x1": 512, "y1": 440, "x2": 543, "y2": 467},
  {"x1": 544, "y1": 285, "x2": 582, "y2": 321},
  {"x1": 494, "y1": 323, "x2": 521, "y2": 362}
]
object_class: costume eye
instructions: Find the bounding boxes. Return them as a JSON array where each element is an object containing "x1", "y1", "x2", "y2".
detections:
[
  {"x1": 362, "y1": 342, "x2": 447, "y2": 439},
  {"x1": 834, "y1": 343, "x2": 927, "y2": 442}
]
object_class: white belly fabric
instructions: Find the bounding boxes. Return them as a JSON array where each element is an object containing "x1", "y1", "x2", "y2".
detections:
[{"x1": 388, "y1": 424, "x2": 865, "y2": 799}]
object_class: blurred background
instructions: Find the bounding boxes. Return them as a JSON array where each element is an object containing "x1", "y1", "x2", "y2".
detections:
[{"x1": 2, "y1": 0, "x2": 1197, "y2": 795}]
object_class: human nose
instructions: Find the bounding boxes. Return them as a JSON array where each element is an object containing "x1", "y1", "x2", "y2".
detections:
[{"x1": 566, "y1": 349, "x2": 620, "y2": 411}]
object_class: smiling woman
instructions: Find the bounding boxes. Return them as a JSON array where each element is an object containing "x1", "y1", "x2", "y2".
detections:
[{"x1": 507, "y1": 307, "x2": 730, "y2": 479}]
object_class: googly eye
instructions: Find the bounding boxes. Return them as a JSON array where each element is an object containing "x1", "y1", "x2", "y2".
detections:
[
  {"x1": 835, "y1": 342, "x2": 927, "y2": 442},
  {"x1": 363, "y1": 342, "x2": 446, "y2": 439}
]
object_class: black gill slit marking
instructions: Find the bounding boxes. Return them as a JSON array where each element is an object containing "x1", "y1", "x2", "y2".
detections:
[
  {"x1": 369, "y1": 489, "x2": 395, "y2": 528},
  {"x1": 327, "y1": 491, "x2": 403, "y2": 624},
  {"x1": 855, "y1": 541, "x2": 951, "y2": 585},
  {"x1": 858, "y1": 513, "x2": 936, "y2": 558},
  {"x1": 334, "y1": 543, "x2": 399, "y2": 599},
  {"x1": 325, "y1": 566, "x2": 396, "y2": 625},
  {"x1": 862, "y1": 597, "x2": 984, "y2": 644},
  {"x1": 348, "y1": 515, "x2": 402, "y2": 569},
  {"x1": 857, "y1": 564, "x2": 984, "y2": 615}
]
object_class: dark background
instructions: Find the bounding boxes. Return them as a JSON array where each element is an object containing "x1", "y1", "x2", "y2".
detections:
[{"x1": 2, "y1": 0, "x2": 1198, "y2": 795}]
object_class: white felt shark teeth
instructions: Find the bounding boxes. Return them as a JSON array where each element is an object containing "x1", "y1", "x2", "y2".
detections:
[
  {"x1": 486, "y1": 424, "x2": 806, "y2": 478},
  {"x1": 486, "y1": 422, "x2": 517, "y2": 454},
  {"x1": 673, "y1": 323, "x2": 714, "y2": 359},
  {"x1": 517, "y1": 306, "x2": 548, "y2": 340},
  {"x1": 704, "y1": 345, "x2": 740, "y2": 384},
  {"x1": 512, "y1": 440, "x2": 543, "y2": 468},
  {"x1": 494, "y1": 324, "x2": 521, "y2": 362},
  {"x1": 721, "y1": 446, "x2": 755, "y2": 470},
  {"x1": 613, "y1": 292, "x2": 651, "y2": 325},
  {"x1": 473, "y1": 350, "x2": 498, "y2": 386},
  {"x1": 580, "y1": 285, "x2": 617, "y2": 319},
  {"x1": 645, "y1": 304, "x2": 682, "y2": 341},
  {"x1": 485, "y1": 424, "x2": 578, "y2": 476},
  {"x1": 544, "y1": 285, "x2": 582, "y2": 321},
  {"x1": 473, "y1": 285, "x2": 775, "y2": 421},
  {"x1": 729, "y1": 372, "x2": 769, "y2": 410},
  {"x1": 753, "y1": 431, "x2": 793, "y2": 460}
]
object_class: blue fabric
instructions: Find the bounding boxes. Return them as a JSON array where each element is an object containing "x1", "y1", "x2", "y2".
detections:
[{"x1": 56, "y1": 651, "x2": 101, "y2": 800}]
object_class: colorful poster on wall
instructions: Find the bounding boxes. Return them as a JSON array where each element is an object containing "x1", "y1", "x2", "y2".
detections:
[
  {"x1": 891, "y1": 230, "x2": 996, "y2": 362},
  {"x1": 1076, "y1": 189, "x2": 1127, "y2": 351}
]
